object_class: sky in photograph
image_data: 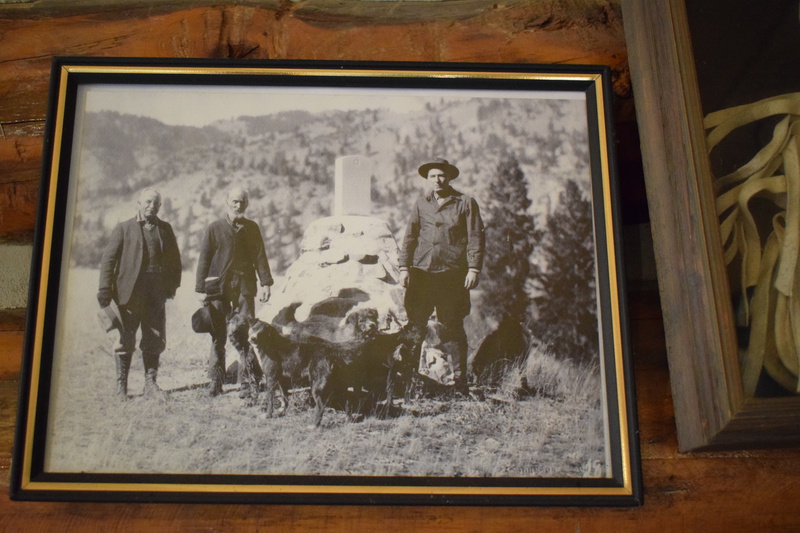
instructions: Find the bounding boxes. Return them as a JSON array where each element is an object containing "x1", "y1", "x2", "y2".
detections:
[{"x1": 79, "y1": 84, "x2": 585, "y2": 127}]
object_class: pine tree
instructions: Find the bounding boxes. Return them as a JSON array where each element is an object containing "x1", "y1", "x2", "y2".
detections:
[
  {"x1": 530, "y1": 179, "x2": 598, "y2": 363},
  {"x1": 481, "y1": 157, "x2": 539, "y2": 322}
]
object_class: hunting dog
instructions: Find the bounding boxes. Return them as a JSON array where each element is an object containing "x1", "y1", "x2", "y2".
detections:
[
  {"x1": 245, "y1": 318, "x2": 414, "y2": 426},
  {"x1": 273, "y1": 303, "x2": 381, "y2": 343},
  {"x1": 226, "y1": 313, "x2": 264, "y2": 401}
]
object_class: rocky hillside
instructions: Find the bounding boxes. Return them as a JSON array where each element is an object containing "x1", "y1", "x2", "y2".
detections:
[{"x1": 68, "y1": 97, "x2": 591, "y2": 276}]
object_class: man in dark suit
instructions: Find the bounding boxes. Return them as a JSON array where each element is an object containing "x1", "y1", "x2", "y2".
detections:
[
  {"x1": 195, "y1": 186, "x2": 274, "y2": 397},
  {"x1": 98, "y1": 188, "x2": 182, "y2": 400},
  {"x1": 399, "y1": 158, "x2": 485, "y2": 396}
]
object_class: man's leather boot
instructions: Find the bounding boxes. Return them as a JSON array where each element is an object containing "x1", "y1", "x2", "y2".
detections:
[
  {"x1": 114, "y1": 352, "x2": 132, "y2": 401},
  {"x1": 142, "y1": 351, "x2": 166, "y2": 399}
]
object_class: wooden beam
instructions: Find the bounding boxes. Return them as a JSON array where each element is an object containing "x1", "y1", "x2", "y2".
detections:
[
  {"x1": 0, "y1": 2, "x2": 629, "y2": 245},
  {"x1": 1, "y1": 0, "x2": 619, "y2": 27}
]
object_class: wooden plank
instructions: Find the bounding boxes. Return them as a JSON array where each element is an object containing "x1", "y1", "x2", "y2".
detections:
[
  {"x1": 1, "y1": 0, "x2": 616, "y2": 26},
  {"x1": 0, "y1": 381, "x2": 19, "y2": 486},
  {"x1": 620, "y1": 0, "x2": 732, "y2": 451},
  {"x1": 0, "y1": 135, "x2": 42, "y2": 242},
  {"x1": 0, "y1": 180, "x2": 38, "y2": 244},
  {"x1": 0, "y1": 331, "x2": 24, "y2": 381},
  {"x1": 0, "y1": 309, "x2": 26, "y2": 332},
  {"x1": 0, "y1": 4, "x2": 630, "y2": 124},
  {"x1": 0, "y1": 58, "x2": 51, "y2": 126},
  {"x1": 0, "y1": 136, "x2": 42, "y2": 185}
]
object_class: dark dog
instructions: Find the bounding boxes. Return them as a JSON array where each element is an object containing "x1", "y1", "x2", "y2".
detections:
[
  {"x1": 276, "y1": 305, "x2": 380, "y2": 344},
  {"x1": 247, "y1": 319, "x2": 414, "y2": 426},
  {"x1": 471, "y1": 317, "x2": 529, "y2": 386},
  {"x1": 226, "y1": 313, "x2": 265, "y2": 401}
]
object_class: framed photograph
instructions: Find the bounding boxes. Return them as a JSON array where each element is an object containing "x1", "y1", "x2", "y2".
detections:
[
  {"x1": 12, "y1": 57, "x2": 640, "y2": 504},
  {"x1": 623, "y1": 0, "x2": 800, "y2": 450}
]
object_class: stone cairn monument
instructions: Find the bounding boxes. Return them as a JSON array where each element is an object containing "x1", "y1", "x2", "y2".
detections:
[
  {"x1": 255, "y1": 155, "x2": 455, "y2": 385},
  {"x1": 257, "y1": 155, "x2": 406, "y2": 342}
]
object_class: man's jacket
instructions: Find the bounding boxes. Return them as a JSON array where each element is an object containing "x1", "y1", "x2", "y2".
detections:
[
  {"x1": 98, "y1": 217, "x2": 182, "y2": 306},
  {"x1": 195, "y1": 217, "x2": 273, "y2": 297},
  {"x1": 399, "y1": 190, "x2": 485, "y2": 273}
]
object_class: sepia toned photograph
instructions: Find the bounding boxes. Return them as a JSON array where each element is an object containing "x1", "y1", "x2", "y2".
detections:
[{"x1": 12, "y1": 59, "x2": 639, "y2": 505}]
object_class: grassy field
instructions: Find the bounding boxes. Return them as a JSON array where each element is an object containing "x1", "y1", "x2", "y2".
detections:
[{"x1": 43, "y1": 268, "x2": 607, "y2": 479}]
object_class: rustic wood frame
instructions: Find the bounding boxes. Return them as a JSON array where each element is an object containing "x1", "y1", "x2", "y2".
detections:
[
  {"x1": 622, "y1": 0, "x2": 800, "y2": 451},
  {"x1": 11, "y1": 57, "x2": 640, "y2": 504}
]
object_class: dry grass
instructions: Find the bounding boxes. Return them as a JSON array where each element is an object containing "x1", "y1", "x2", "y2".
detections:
[
  {"x1": 498, "y1": 341, "x2": 602, "y2": 402},
  {"x1": 42, "y1": 268, "x2": 608, "y2": 479}
]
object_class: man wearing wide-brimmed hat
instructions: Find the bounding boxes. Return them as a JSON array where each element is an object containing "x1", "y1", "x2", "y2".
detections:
[
  {"x1": 398, "y1": 158, "x2": 485, "y2": 396},
  {"x1": 98, "y1": 188, "x2": 182, "y2": 400}
]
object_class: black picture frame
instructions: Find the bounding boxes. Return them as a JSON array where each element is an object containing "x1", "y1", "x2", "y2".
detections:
[{"x1": 11, "y1": 57, "x2": 640, "y2": 505}]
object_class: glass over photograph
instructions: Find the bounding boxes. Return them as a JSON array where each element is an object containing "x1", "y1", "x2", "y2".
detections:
[{"x1": 12, "y1": 60, "x2": 638, "y2": 505}]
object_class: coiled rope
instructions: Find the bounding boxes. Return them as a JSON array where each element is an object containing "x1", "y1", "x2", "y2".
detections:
[{"x1": 705, "y1": 92, "x2": 800, "y2": 395}]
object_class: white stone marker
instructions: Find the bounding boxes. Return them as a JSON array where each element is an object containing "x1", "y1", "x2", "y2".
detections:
[{"x1": 334, "y1": 155, "x2": 372, "y2": 216}]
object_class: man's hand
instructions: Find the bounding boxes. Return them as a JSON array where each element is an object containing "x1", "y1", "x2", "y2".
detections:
[
  {"x1": 399, "y1": 270, "x2": 410, "y2": 288},
  {"x1": 464, "y1": 271, "x2": 480, "y2": 290},
  {"x1": 97, "y1": 288, "x2": 112, "y2": 308},
  {"x1": 196, "y1": 291, "x2": 208, "y2": 304},
  {"x1": 259, "y1": 285, "x2": 271, "y2": 303}
]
